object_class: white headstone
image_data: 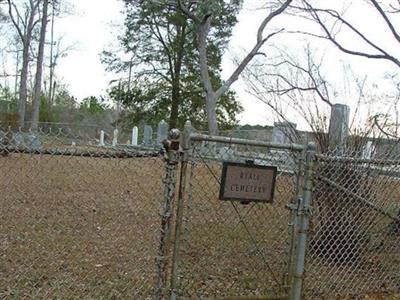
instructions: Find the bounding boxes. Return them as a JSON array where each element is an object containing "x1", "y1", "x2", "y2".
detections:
[
  {"x1": 12, "y1": 133, "x2": 24, "y2": 147},
  {"x1": 27, "y1": 134, "x2": 41, "y2": 150},
  {"x1": 363, "y1": 140, "x2": 373, "y2": 159},
  {"x1": 112, "y1": 129, "x2": 119, "y2": 147},
  {"x1": 157, "y1": 120, "x2": 169, "y2": 145},
  {"x1": 131, "y1": 126, "x2": 138, "y2": 146},
  {"x1": 99, "y1": 130, "x2": 105, "y2": 146}
]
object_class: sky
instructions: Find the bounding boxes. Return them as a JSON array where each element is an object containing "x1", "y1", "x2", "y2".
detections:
[
  {"x1": 55, "y1": 0, "x2": 124, "y2": 101},
  {"x1": 43, "y1": 1, "x2": 400, "y2": 128}
]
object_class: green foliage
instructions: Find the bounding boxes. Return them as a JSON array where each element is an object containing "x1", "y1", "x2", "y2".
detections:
[
  {"x1": 0, "y1": 85, "x2": 17, "y2": 113},
  {"x1": 108, "y1": 78, "x2": 243, "y2": 130},
  {"x1": 0, "y1": 79, "x2": 113, "y2": 128},
  {"x1": 40, "y1": 88, "x2": 78, "y2": 123},
  {"x1": 102, "y1": 0, "x2": 243, "y2": 130},
  {"x1": 108, "y1": 80, "x2": 170, "y2": 128},
  {"x1": 239, "y1": 124, "x2": 274, "y2": 130},
  {"x1": 39, "y1": 94, "x2": 52, "y2": 122},
  {"x1": 35, "y1": 87, "x2": 111, "y2": 126},
  {"x1": 79, "y1": 96, "x2": 108, "y2": 116}
]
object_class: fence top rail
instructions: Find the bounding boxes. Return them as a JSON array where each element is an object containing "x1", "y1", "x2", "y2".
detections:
[
  {"x1": 189, "y1": 133, "x2": 305, "y2": 152},
  {"x1": 0, "y1": 145, "x2": 161, "y2": 158},
  {"x1": 315, "y1": 153, "x2": 400, "y2": 165}
]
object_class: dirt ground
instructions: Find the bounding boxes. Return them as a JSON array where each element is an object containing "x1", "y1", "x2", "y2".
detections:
[
  {"x1": 0, "y1": 152, "x2": 398, "y2": 299},
  {"x1": 0, "y1": 153, "x2": 165, "y2": 299}
]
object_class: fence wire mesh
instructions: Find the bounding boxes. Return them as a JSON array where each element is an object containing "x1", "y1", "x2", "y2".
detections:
[
  {"x1": 306, "y1": 148, "x2": 400, "y2": 298},
  {"x1": 0, "y1": 125, "x2": 166, "y2": 299},
  {"x1": 2, "y1": 122, "x2": 400, "y2": 300},
  {"x1": 171, "y1": 138, "x2": 304, "y2": 299}
]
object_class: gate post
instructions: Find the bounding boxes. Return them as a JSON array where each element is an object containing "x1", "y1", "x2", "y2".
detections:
[
  {"x1": 155, "y1": 129, "x2": 181, "y2": 300},
  {"x1": 290, "y1": 142, "x2": 316, "y2": 300},
  {"x1": 169, "y1": 121, "x2": 192, "y2": 300}
]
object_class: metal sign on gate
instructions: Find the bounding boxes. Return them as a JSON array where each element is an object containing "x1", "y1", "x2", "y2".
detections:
[
  {"x1": 219, "y1": 162, "x2": 277, "y2": 203},
  {"x1": 162, "y1": 125, "x2": 313, "y2": 300}
]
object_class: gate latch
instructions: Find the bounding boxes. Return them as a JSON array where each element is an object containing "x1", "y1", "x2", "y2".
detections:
[{"x1": 286, "y1": 197, "x2": 302, "y2": 212}]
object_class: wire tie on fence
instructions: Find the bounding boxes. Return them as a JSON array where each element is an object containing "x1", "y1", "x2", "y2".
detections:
[
  {"x1": 297, "y1": 228, "x2": 309, "y2": 234},
  {"x1": 304, "y1": 205, "x2": 312, "y2": 217},
  {"x1": 285, "y1": 203, "x2": 298, "y2": 211},
  {"x1": 159, "y1": 211, "x2": 171, "y2": 218},
  {"x1": 292, "y1": 273, "x2": 304, "y2": 279},
  {"x1": 155, "y1": 255, "x2": 165, "y2": 262}
]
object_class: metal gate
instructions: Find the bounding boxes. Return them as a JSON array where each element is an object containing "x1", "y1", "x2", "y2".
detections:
[{"x1": 159, "y1": 122, "x2": 315, "y2": 299}]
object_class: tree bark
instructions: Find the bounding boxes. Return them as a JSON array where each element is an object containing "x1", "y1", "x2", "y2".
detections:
[
  {"x1": 169, "y1": 24, "x2": 186, "y2": 129},
  {"x1": 32, "y1": 0, "x2": 49, "y2": 130},
  {"x1": 18, "y1": 40, "x2": 30, "y2": 127},
  {"x1": 206, "y1": 93, "x2": 218, "y2": 135},
  {"x1": 169, "y1": 80, "x2": 181, "y2": 129},
  {"x1": 197, "y1": 17, "x2": 218, "y2": 134},
  {"x1": 7, "y1": 0, "x2": 40, "y2": 127},
  {"x1": 186, "y1": 0, "x2": 292, "y2": 135},
  {"x1": 48, "y1": 1, "x2": 55, "y2": 107}
]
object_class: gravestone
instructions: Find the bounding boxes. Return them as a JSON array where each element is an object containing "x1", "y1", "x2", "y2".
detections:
[
  {"x1": 112, "y1": 129, "x2": 119, "y2": 147},
  {"x1": 26, "y1": 134, "x2": 41, "y2": 150},
  {"x1": 362, "y1": 140, "x2": 373, "y2": 159},
  {"x1": 329, "y1": 104, "x2": 350, "y2": 147},
  {"x1": 143, "y1": 125, "x2": 153, "y2": 146},
  {"x1": 99, "y1": 130, "x2": 105, "y2": 146},
  {"x1": 272, "y1": 122, "x2": 297, "y2": 144},
  {"x1": 11, "y1": 133, "x2": 41, "y2": 149},
  {"x1": 131, "y1": 126, "x2": 138, "y2": 146},
  {"x1": 157, "y1": 120, "x2": 169, "y2": 145},
  {"x1": 12, "y1": 133, "x2": 25, "y2": 147}
]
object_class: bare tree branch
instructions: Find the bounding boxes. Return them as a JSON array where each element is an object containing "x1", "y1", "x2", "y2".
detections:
[
  {"x1": 7, "y1": 0, "x2": 24, "y2": 40},
  {"x1": 215, "y1": 1, "x2": 292, "y2": 100},
  {"x1": 176, "y1": 0, "x2": 293, "y2": 133},
  {"x1": 370, "y1": 0, "x2": 400, "y2": 44},
  {"x1": 298, "y1": 0, "x2": 400, "y2": 68}
]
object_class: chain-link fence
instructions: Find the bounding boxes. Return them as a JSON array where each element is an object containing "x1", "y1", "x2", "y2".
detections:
[
  {"x1": 167, "y1": 131, "x2": 307, "y2": 299},
  {"x1": 2, "y1": 121, "x2": 399, "y2": 299},
  {"x1": 0, "y1": 121, "x2": 163, "y2": 148},
  {"x1": 306, "y1": 148, "x2": 400, "y2": 298},
  {"x1": 0, "y1": 125, "x2": 167, "y2": 299}
]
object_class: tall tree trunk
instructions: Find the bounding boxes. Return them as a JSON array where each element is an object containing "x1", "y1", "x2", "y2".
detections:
[
  {"x1": 48, "y1": 1, "x2": 55, "y2": 107},
  {"x1": 197, "y1": 18, "x2": 219, "y2": 135},
  {"x1": 169, "y1": 24, "x2": 186, "y2": 129},
  {"x1": 32, "y1": 0, "x2": 49, "y2": 130},
  {"x1": 18, "y1": 40, "x2": 30, "y2": 127},
  {"x1": 179, "y1": 0, "x2": 292, "y2": 135},
  {"x1": 14, "y1": 46, "x2": 19, "y2": 102},
  {"x1": 127, "y1": 56, "x2": 133, "y2": 93},
  {"x1": 8, "y1": 0, "x2": 41, "y2": 127},
  {"x1": 169, "y1": 80, "x2": 180, "y2": 129},
  {"x1": 206, "y1": 93, "x2": 218, "y2": 135},
  {"x1": 51, "y1": 80, "x2": 56, "y2": 104}
]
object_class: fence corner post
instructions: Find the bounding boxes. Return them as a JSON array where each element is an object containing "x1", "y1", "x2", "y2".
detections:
[
  {"x1": 290, "y1": 142, "x2": 316, "y2": 300},
  {"x1": 169, "y1": 120, "x2": 192, "y2": 300},
  {"x1": 155, "y1": 128, "x2": 181, "y2": 300}
]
